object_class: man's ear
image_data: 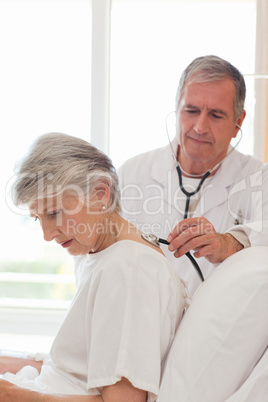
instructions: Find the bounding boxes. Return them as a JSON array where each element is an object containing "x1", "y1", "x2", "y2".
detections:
[{"x1": 233, "y1": 110, "x2": 246, "y2": 138}]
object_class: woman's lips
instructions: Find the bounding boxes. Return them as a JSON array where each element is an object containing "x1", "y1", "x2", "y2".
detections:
[{"x1": 61, "y1": 240, "x2": 73, "y2": 248}]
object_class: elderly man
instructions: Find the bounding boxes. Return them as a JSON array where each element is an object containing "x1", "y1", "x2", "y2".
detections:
[{"x1": 118, "y1": 55, "x2": 268, "y2": 295}]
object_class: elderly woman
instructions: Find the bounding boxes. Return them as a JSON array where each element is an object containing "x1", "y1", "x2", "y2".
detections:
[{"x1": 0, "y1": 133, "x2": 189, "y2": 402}]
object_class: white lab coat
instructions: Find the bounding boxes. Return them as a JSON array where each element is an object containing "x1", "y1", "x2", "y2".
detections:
[{"x1": 118, "y1": 138, "x2": 268, "y2": 295}]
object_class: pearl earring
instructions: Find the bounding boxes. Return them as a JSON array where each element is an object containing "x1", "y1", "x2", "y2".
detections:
[{"x1": 101, "y1": 205, "x2": 106, "y2": 212}]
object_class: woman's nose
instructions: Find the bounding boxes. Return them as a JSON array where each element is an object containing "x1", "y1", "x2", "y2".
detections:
[{"x1": 41, "y1": 220, "x2": 61, "y2": 242}]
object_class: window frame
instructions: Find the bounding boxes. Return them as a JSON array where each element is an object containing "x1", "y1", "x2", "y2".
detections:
[{"x1": 1, "y1": 0, "x2": 268, "y2": 347}]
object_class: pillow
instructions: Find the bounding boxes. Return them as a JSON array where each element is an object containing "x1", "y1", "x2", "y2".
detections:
[
  {"x1": 157, "y1": 246, "x2": 268, "y2": 402},
  {"x1": 225, "y1": 346, "x2": 268, "y2": 402}
]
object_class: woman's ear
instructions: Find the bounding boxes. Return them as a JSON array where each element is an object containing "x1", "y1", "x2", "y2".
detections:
[{"x1": 91, "y1": 180, "x2": 110, "y2": 207}]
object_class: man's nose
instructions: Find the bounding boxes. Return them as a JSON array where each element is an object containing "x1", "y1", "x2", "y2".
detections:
[
  {"x1": 193, "y1": 113, "x2": 209, "y2": 134},
  {"x1": 41, "y1": 220, "x2": 61, "y2": 242}
]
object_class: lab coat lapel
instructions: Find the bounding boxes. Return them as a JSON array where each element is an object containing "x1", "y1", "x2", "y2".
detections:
[{"x1": 194, "y1": 148, "x2": 242, "y2": 216}]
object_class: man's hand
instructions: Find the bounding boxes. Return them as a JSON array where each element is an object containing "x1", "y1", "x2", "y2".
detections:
[{"x1": 167, "y1": 217, "x2": 244, "y2": 264}]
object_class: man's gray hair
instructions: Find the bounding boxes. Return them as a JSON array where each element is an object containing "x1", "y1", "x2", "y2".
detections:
[
  {"x1": 175, "y1": 55, "x2": 246, "y2": 121},
  {"x1": 13, "y1": 132, "x2": 121, "y2": 213}
]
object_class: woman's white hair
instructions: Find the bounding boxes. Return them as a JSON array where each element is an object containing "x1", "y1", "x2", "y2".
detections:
[
  {"x1": 175, "y1": 55, "x2": 246, "y2": 121},
  {"x1": 12, "y1": 132, "x2": 121, "y2": 213}
]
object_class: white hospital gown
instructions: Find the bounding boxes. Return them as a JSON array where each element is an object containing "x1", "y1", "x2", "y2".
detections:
[{"x1": 2, "y1": 240, "x2": 189, "y2": 401}]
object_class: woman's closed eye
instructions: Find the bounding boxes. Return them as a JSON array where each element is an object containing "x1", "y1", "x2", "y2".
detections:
[
  {"x1": 47, "y1": 210, "x2": 62, "y2": 218},
  {"x1": 33, "y1": 210, "x2": 62, "y2": 222}
]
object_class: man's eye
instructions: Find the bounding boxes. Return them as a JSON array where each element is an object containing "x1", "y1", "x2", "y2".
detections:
[
  {"x1": 211, "y1": 113, "x2": 222, "y2": 119},
  {"x1": 185, "y1": 109, "x2": 198, "y2": 114}
]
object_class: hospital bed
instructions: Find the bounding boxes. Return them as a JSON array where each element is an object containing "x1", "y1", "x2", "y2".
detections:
[{"x1": 157, "y1": 246, "x2": 268, "y2": 401}]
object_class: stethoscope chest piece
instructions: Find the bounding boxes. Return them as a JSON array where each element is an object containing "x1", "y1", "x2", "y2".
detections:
[{"x1": 141, "y1": 233, "x2": 160, "y2": 248}]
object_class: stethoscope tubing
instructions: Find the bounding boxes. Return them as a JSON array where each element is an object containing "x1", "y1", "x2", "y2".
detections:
[
  {"x1": 175, "y1": 163, "x2": 210, "y2": 282},
  {"x1": 165, "y1": 112, "x2": 243, "y2": 282},
  {"x1": 158, "y1": 237, "x2": 205, "y2": 282}
]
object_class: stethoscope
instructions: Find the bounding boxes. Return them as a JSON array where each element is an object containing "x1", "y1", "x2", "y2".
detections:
[
  {"x1": 141, "y1": 113, "x2": 243, "y2": 282},
  {"x1": 141, "y1": 232, "x2": 205, "y2": 281}
]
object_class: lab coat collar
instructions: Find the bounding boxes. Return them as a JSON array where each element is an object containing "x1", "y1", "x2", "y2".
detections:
[
  {"x1": 150, "y1": 136, "x2": 178, "y2": 187},
  {"x1": 150, "y1": 141, "x2": 242, "y2": 215},
  {"x1": 212, "y1": 145, "x2": 242, "y2": 188}
]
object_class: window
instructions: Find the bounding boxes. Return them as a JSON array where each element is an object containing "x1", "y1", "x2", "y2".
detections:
[
  {"x1": 0, "y1": 0, "x2": 91, "y2": 352},
  {"x1": 1, "y1": 0, "x2": 267, "y2": 352},
  {"x1": 109, "y1": 0, "x2": 257, "y2": 168}
]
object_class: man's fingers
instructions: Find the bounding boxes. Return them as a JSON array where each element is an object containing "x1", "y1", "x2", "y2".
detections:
[
  {"x1": 167, "y1": 218, "x2": 200, "y2": 242},
  {"x1": 167, "y1": 217, "x2": 214, "y2": 242},
  {"x1": 168, "y1": 222, "x2": 215, "y2": 252}
]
